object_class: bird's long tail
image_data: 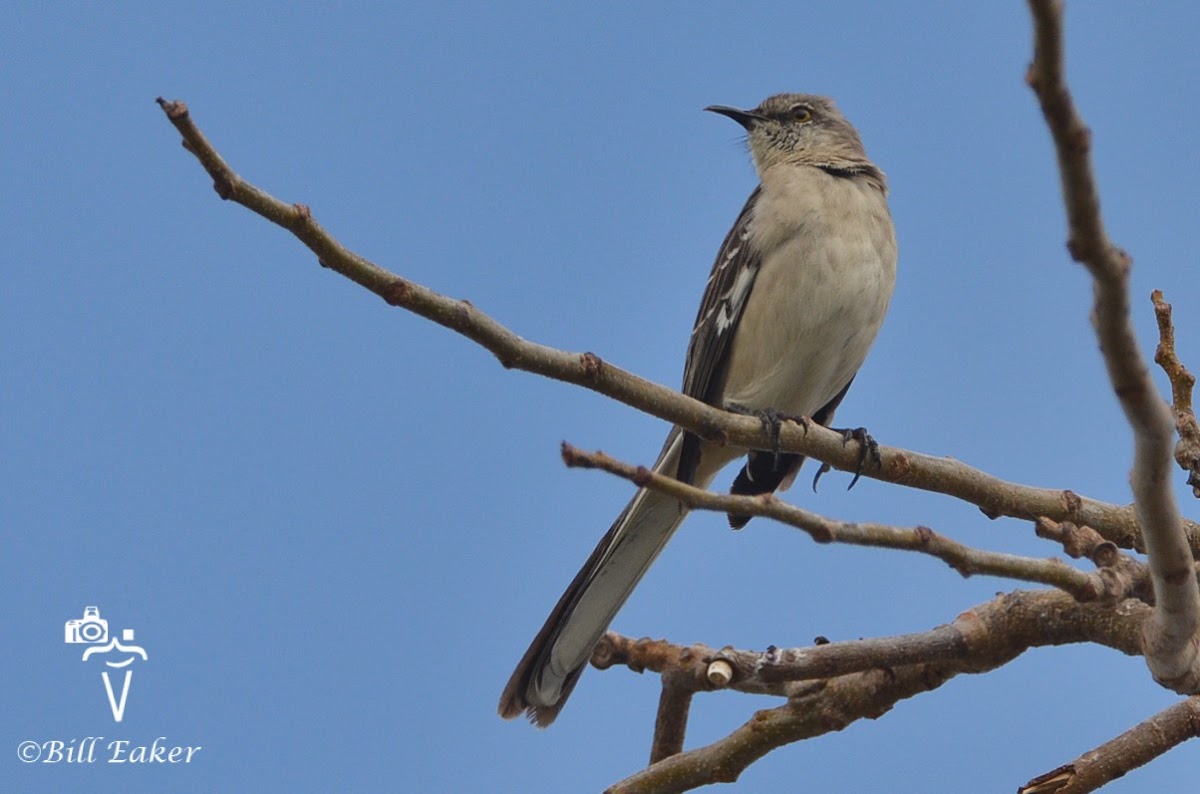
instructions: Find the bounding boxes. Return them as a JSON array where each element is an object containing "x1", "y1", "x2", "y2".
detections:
[{"x1": 498, "y1": 429, "x2": 711, "y2": 726}]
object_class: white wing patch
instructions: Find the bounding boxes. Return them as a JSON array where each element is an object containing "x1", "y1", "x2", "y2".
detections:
[{"x1": 715, "y1": 257, "x2": 757, "y2": 333}]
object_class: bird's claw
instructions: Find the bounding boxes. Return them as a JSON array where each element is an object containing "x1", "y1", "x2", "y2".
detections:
[
  {"x1": 839, "y1": 427, "x2": 880, "y2": 489},
  {"x1": 811, "y1": 461, "x2": 832, "y2": 492},
  {"x1": 811, "y1": 427, "x2": 880, "y2": 492}
]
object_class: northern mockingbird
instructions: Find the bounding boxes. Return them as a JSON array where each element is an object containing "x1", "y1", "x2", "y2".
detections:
[{"x1": 499, "y1": 93, "x2": 897, "y2": 726}]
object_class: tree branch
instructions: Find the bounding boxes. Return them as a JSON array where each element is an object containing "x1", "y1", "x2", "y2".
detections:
[
  {"x1": 1152, "y1": 290, "x2": 1200, "y2": 498},
  {"x1": 604, "y1": 589, "x2": 1148, "y2": 793},
  {"x1": 595, "y1": 625, "x2": 967, "y2": 696},
  {"x1": 1025, "y1": 0, "x2": 1200, "y2": 693},
  {"x1": 563, "y1": 443, "x2": 1133, "y2": 602},
  {"x1": 650, "y1": 676, "x2": 693, "y2": 764},
  {"x1": 1034, "y1": 517, "x2": 1152, "y2": 604},
  {"x1": 155, "y1": 97, "x2": 1200, "y2": 557},
  {"x1": 1019, "y1": 697, "x2": 1200, "y2": 794}
]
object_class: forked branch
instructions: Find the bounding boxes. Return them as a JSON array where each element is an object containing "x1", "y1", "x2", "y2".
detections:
[
  {"x1": 604, "y1": 590, "x2": 1147, "y2": 794},
  {"x1": 1026, "y1": 0, "x2": 1200, "y2": 693}
]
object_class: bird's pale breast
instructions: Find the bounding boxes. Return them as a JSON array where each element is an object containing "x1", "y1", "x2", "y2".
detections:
[{"x1": 719, "y1": 164, "x2": 897, "y2": 420}]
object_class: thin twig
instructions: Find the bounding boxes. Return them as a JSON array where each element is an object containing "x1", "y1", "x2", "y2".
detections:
[
  {"x1": 1025, "y1": 0, "x2": 1200, "y2": 692},
  {"x1": 1152, "y1": 290, "x2": 1200, "y2": 498},
  {"x1": 1034, "y1": 517, "x2": 1151, "y2": 604},
  {"x1": 563, "y1": 443, "x2": 1127, "y2": 602},
  {"x1": 1019, "y1": 697, "x2": 1200, "y2": 794}
]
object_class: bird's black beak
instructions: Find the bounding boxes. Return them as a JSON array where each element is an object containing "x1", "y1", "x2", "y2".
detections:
[{"x1": 704, "y1": 105, "x2": 765, "y2": 130}]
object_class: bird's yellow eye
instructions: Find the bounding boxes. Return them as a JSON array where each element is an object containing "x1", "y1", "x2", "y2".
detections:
[{"x1": 792, "y1": 106, "x2": 813, "y2": 122}]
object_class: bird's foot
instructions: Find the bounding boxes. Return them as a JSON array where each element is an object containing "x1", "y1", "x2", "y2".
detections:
[
  {"x1": 813, "y1": 426, "x2": 881, "y2": 492},
  {"x1": 726, "y1": 403, "x2": 808, "y2": 464}
]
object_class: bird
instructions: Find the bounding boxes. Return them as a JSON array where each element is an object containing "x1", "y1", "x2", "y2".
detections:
[{"x1": 498, "y1": 93, "x2": 897, "y2": 726}]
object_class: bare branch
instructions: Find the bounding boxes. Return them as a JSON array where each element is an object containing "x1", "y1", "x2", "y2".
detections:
[
  {"x1": 1152, "y1": 290, "x2": 1200, "y2": 498},
  {"x1": 1025, "y1": 0, "x2": 1200, "y2": 692},
  {"x1": 650, "y1": 677, "x2": 693, "y2": 764},
  {"x1": 1035, "y1": 516, "x2": 1111, "y2": 559},
  {"x1": 155, "y1": 97, "x2": 1200, "y2": 557},
  {"x1": 1035, "y1": 517, "x2": 1150, "y2": 604},
  {"x1": 594, "y1": 626, "x2": 966, "y2": 695},
  {"x1": 564, "y1": 443, "x2": 1127, "y2": 601},
  {"x1": 1019, "y1": 697, "x2": 1200, "y2": 794},
  {"x1": 604, "y1": 590, "x2": 1148, "y2": 793}
]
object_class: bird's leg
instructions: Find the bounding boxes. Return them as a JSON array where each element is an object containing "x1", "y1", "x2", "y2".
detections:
[{"x1": 726, "y1": 403, "x2": 809, "y2": 465}]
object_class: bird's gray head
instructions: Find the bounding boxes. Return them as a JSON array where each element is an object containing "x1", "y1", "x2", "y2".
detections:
[{"x1": 705, "y1": 94, "x2": 875, "y2": 179}]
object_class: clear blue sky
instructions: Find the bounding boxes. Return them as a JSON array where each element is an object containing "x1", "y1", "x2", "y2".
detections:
[{"x1": 4, "y1": 3, "x2": 1198, "y2": 792}]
